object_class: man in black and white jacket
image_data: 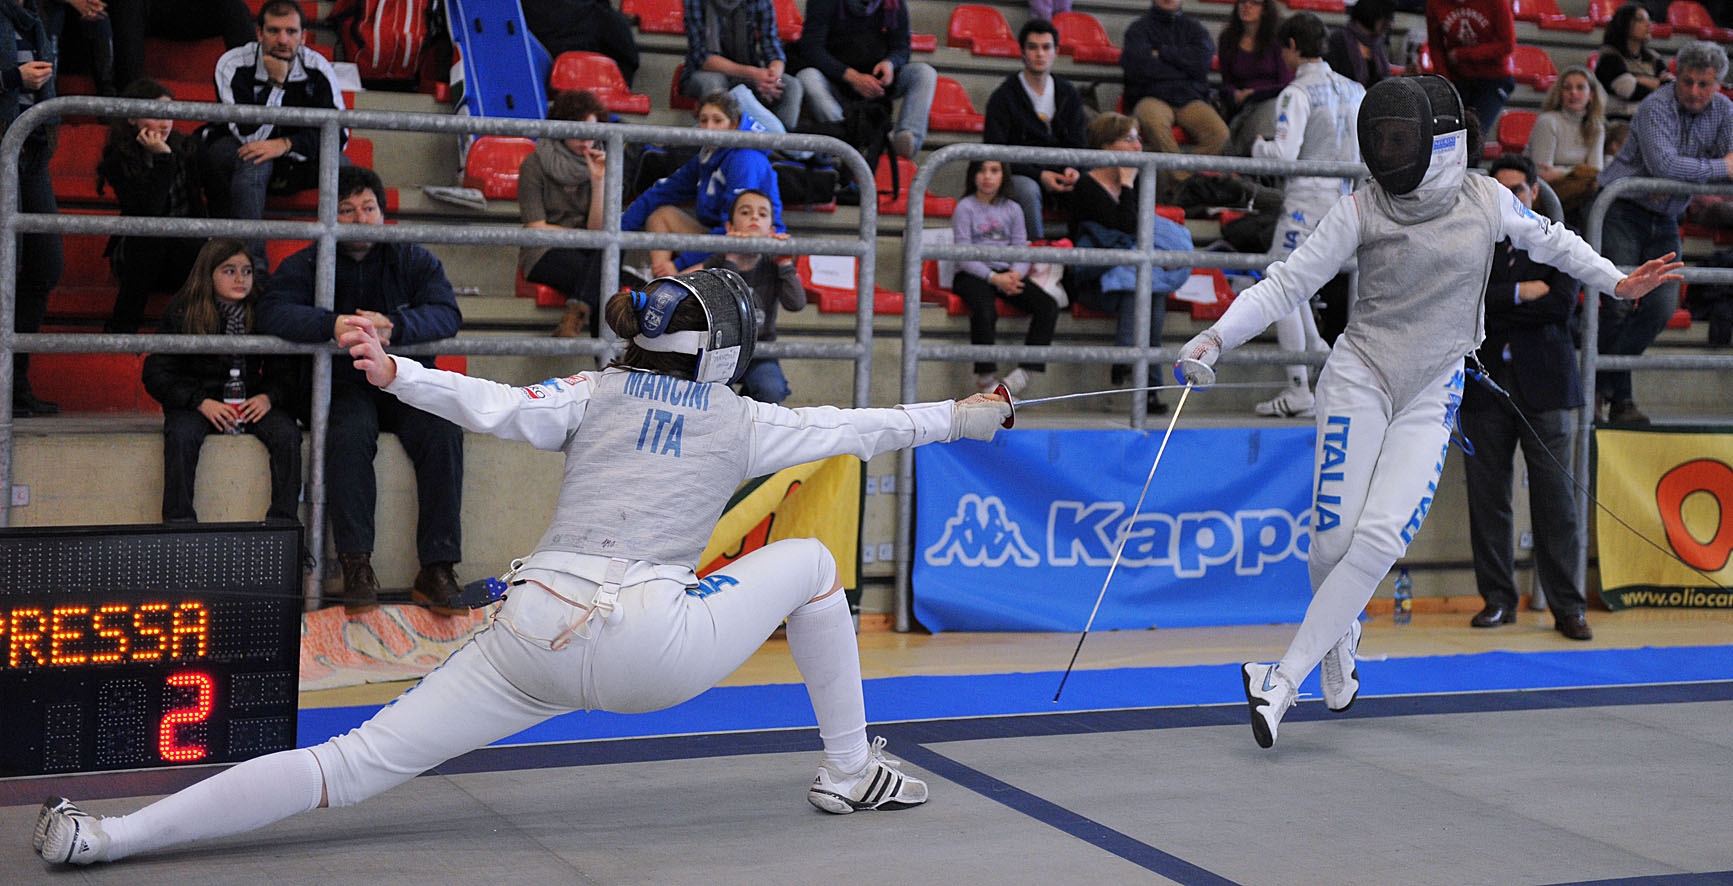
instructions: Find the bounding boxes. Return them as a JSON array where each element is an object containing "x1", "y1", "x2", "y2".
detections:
[{"x1": 206, "y1": 0, "x2": 347, "y2": 262}]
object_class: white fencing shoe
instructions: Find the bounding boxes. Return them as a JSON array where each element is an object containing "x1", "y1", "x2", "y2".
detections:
[
  {"x1": 1254, "y1": 385, "x2": 1315, "y2": 418},
  {"x1": 1320, "y1": 620, "x2": 1363, "y2": 712},
  {"x1": 1242, "y1": 663, "x2": 1297, "y2": 750},
  {"x1": 808, "y1": 737, "x2": 929, "y2": 814},
  {"x1": 34, "y1": 797, "x2": 107, "y2": 865}
]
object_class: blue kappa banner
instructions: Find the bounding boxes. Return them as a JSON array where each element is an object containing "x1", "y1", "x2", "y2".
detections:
[{"x1": 914, "y1": 427, "x2": 1316, "y2": 632}]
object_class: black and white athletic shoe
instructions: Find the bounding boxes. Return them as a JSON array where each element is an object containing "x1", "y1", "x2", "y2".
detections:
[
  {"x1": 1242, "y1": 662, "x2": 1297, "y2": 750},
  {"x1": 1320, "y1": 619, "x2": 1363, "y2": 712},
  {"x1": 34, "y1": 797, "x2": 107, "y2": 865},
  {"x1": 808, "y1": 737, "x2": 929, "y2": 814}
]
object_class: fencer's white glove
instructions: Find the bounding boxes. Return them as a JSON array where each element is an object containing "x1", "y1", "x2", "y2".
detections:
[
  {"x1": 1175, "y1": 330, "x2": 1223, "y2": 387},
  {"x1": 950, "y1": 394, "x2": 1012, "y2": 442}
]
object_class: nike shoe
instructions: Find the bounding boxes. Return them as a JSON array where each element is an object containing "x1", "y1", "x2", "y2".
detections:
[
  {"x1": 1254, "y1": 386, "x2": 1315, "y2": 418},
  {"x1": 34, "y1": 797, "x2": 107, "y2": 865},
  {"x1": 1320, "y1": 619, "x2": 1363, "y2": 712},
  {"x1": 1242, "y1": 662, "x2": 1297, "y2": 750},
  {"x1": 808, "y1": 736, "x2": 929, "y2": 814}
]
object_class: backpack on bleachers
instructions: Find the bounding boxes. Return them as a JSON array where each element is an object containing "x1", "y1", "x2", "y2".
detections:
[{"x1": 330, "y1": 0, "x2": 446, "y2": 88}]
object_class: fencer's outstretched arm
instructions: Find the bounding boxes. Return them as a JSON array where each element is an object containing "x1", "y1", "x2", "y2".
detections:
[
  {"x1": 1496, "y1": 191, "x2": 1684, "y2": 300},
  {"x1": 744, "y1": 393, "x2": 1010, "y2": 477}
]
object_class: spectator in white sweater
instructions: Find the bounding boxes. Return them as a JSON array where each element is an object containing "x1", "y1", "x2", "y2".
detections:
[{"x1": 1526, "y1": 65, "x2": 1606, "y2": 225}]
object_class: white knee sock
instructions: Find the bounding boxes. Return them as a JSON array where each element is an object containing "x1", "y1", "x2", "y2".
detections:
[
  {"x1": 99, "y1": 747, "x2": 324, "y2": 861},
  {"x1": 786, "y1": 591, "x2": 869, "y2": 774},
  {"x1": 1274, "y1": 309, "x2": 1311, "y2": 390}
]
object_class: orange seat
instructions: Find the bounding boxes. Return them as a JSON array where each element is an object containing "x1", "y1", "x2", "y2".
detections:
[
  {"x1": 911, "y1": 33, "x2": 937, "y2": 53},
  {"x1": 1052, "y1": 12, "x2": 1121, "y2": 65},
  {"x1": 463, "y1": 136, "x2": 538, "y2": 200},
  {"x1": 1668, "y1": 0, "x2": 1733, "y2": 40},
  {"x1": 550, "y1": 52, "x2": 652, "y2": 115},
  {"x1": 1512, "y1": 45, "x2": 1558, "y2": 92},
  {"x1": 946, "y1": 5, "x2": 1019, "y2": 58},
  {"x1": 1496, "y1": 109, "x2": 1538, "y2": 155},
  {"x1": 875, "y1": 155, "x2": 956, "y2": 217},
  {"x1": 621, "y1": 0, "x2": 684, "y2": 34},
  {"x1": 930, "y1": 76, "x2": 985, "y2": 133},
  {"x1": 772, "y1": 0, "x2": 803, "y2": 42},
  {"x1": 797, "y1": 255, "x2": 904, "y2": 314}
]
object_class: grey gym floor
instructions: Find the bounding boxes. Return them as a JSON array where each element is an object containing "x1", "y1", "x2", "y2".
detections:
[{"x1": 3, "y1": 614, "x2": 1731, "y2": 885}]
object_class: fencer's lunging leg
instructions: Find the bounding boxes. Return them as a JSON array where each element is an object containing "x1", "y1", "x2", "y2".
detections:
[
  {"x1": 787, "y1": 584, "x2": 870, "y2": 774},
  {"x1": 91, "y1": 747, "x2": 325, "y2": 862}
]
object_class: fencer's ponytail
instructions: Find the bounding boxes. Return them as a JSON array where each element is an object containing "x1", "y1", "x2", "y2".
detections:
[
  {"x1": 604, "y1": 289, "x2": 643, "y2": 341},
  {"x1": 604, "y1": 288, "x2": 705, "y2": 378}
]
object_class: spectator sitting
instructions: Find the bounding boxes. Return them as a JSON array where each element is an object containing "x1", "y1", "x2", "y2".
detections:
[
  {"x1": 793, "y1": 0, "x2": 936, "y2": 159},
  {"x1": 1526, "y1": 65, "x2": 1606, "y2": 228},
  {"x1": 256, "y1": 166, "x2": 466, "y2": 616},
  {"x1": 520, "y1": 88, "x2": 610, "y2": 339},
  {"x1": 205, "y1": 0, "x2": 347, "y2": 263},
  {"x1": 703, "y1": 189, "x2": 805, "y2": 404},
  {"x1": 982, "y1": 18, "x2": 1086, "y2": 241},
  {"x1": 523, "y1": 0, "x2": 639, "y2": 87},
  {"x1": 3, "y1": 0, "x2": 63, "y2": 417},
  {"x1": 1062, "y1": 112, "x2": 1194, "y2": 414},
  {"x1": 108, "y1": 0, "x2": 252, "y2": 93},
  {"x1": 1217, "y1": 0, "x2": 1292, "y2": 156},
  {"x1": 142, "y1": 237, "x2": 302, "y2": 526},
  {"x1": 1596, "y1": 3, "x2": 1674, "y2": 122},
  {"x1": 1122, "y1": 0, "x2": 1229, "y2": 157},
  {"x1": 1324, "y1": 0, "x2": 1394, "y2": 90},
  {"x1": 1461, "y1": 154, "x2": 1594, "y2": 641},
  {"x1": 951, "y1": 159, "x2": 1060, "y2": 397},
  {"x1": 97, "y1": 78, "x2": 207, "y2": 333},
  {"x1": 620, "y1": 90, "x2": 785, "y2": 279},
  {"x1": 1426, "y1": 0, "x2": 1515, "y2": 136},
  {"x1": 1595, "y1": 40, "x2": 1733, "y2": 424},
  {"x1": 680, "y1": 0, "x2": 803, "y2": 132}
]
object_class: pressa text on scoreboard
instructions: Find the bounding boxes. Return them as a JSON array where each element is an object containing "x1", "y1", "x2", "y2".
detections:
[{"x1": 3, "y1": 601, "x2": 212, "y2": 669}]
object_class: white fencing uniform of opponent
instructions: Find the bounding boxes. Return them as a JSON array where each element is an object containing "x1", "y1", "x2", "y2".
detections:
[
  {"x1": 35, "y1": 352, "x2": 1004, "y2": 865},
  {"x1": 1180, "y1": 79, "x2": 1629, "y2": 747},
  {"x1": 1250, "y1": 58, "x2": 1363, "y2": 409}
]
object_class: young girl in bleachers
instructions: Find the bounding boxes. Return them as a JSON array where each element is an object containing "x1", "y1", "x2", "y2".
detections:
[
  {"x1": 142, "y1": 238, "x2": 302, "y2": 525},
  {"x1": 950, "y1": 158, "x2": 1060, "y2": 395},
  {"x1": 703, "y1": 189, "x2": 805, "y2": 404},
  {"x1": 96, "y1": 78, "x2": 207, "y2": 333}
]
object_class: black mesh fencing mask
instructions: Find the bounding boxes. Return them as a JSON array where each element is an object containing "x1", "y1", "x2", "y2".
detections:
[
  {"x1": 631, "y1": 268, "x2": 759, "y2": 384},
  {"x1": 1357, "y1": 75, "x2": 1464, "y2": 196}
]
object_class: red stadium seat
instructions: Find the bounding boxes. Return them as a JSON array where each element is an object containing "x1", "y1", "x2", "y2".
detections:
[
  {"x1": 1284, "y1": 0, "x2": 1346, "y2": 12},
  {"x1": 772, "y1": 0, "x2": 803, "y2": 42},
  {"x1": 621, "y1": 0, "x2": 684, "y2": 34},
  {"x1": 947, "y1": 5, "x2": 1019, "y2": 57},
  {"x1": 921, "y1": 258, "x2": 955, "y2": 305},
  {"x1": 1512, "y1": 0, "x2": 1596, "y2": 32},
  {"x1": 875, "y1": 155, "x2": 956, "y2": 217},
  {"x1": 516, "y1": 268, "x2": 567, "y2": 308},
  {"x1": 669, "y1": 63, "x2": 698, "y2": 111},
  {"x1": 911, "y1": 33, "x2": 937, "y2": 53},
  {"x1": 1668, "y1": 1, "x2": 1733, "y2": 40},
  {"x1": 48, "y1": 123, "x2": 108, "y2": 205},
  {"x1": 1053, "y1": 12, "x2": 1122, "y2": 64},
  {"x1": 929, "y1": 76, "x2": 985, "y2": 133},
  {"x1": 797, "y1": 255, "x2": 904, "y2": 314},
  {"x1": 1512, "y1": 45, "x2": 1558, "y2": 91},
  {"x1": 463, "y1": 136, "x2": 537, "y2": 200},
  {"x1": 143, "y1": 37, "x2": 229, "y2": 82},
  {"x1": 30, "y1": 354, "x2": 158, "y2": 412},
  {"x1": 1172, "y1": 268, "x2": 1236, "y2": 320},
  {"x1": 1496, "y1": 109, "x2": 1538, "y2": 155},
  {"x1": 549, "y1": 52, "x2": 652, "y2": 115}
]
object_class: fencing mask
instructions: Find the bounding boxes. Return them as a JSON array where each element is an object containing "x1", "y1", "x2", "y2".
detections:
[
  {"x1": 1357, "y1": 75, "x2": 1466, "y2": 196},
  {"x1": 632, "y1": 268, "x2": 759, "y2": 384}
]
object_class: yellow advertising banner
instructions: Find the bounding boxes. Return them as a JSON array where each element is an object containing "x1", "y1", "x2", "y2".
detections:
[
  {"x1": 698, "y1": 456, "x2": 861, "y2": 588},
  {"x1": 1595, "y1": 427, "x2": 1733, "y2": 610}
]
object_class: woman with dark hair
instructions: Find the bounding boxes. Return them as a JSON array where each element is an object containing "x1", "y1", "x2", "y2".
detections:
[
  {"x1": 1596, "y1": 3, "x2": 1673, "y2": 121},
  {"x1": 96, "y1": 77, "x2": 207, "y2": 333},
  {"x1": 519, "y1": 88, "x2": 610, "y2": 338},
  {"x1": 1323, "y1": 0, "x2": 1395, "y2": 89},
  {"x1": 1217, "y1": 0, "x2": 1291, "y2": 154},
  {"x1": 35, "y1": 269, "x2": 1011, "y2": 867},
  {"x1": 141, "y1": 238, "x2": 302, "y2": 524}
]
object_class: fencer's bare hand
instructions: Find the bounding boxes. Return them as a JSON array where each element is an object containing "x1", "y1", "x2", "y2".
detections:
[
  {"x1": 237, "y1": 394, "x2": 273, "y2": 423},
  {"x1": 844, "y1": 68, "x2": 884, "y2": 99},
  {"x1": 338, "y1": 320, "x2": 398, "y2": 387},
  {"x1": 197, "y1": 398, "x2": 240, "y2": 432},
  {"x1": 17, "y1": 61, "x2": 53, "y2": 90},
  {"x1": 951, "y1": 393, "x2": 1012, "y2": 442},
  {"x1": 137, "y1": 127, "x2": 171, "y2": 154},
  {"x1": 1614, "y1": 252, "x2": 1685, "y2": 301},
  {"x1": 237, "y1": 137, "x2": 291, "y2": 164}
]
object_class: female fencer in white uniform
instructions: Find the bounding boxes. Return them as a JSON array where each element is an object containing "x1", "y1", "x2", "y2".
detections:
[
  {"x1": 34, "y1": 269, "x2": 1013, "y2": 865},
  {"x1": 1174, "y1": 76, "x2": 1682, "y2": 749}
]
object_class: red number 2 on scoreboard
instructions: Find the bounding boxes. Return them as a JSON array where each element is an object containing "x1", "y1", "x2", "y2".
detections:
[{"x1": 158, "y1": 672, "x2": 214, "y2": 762}]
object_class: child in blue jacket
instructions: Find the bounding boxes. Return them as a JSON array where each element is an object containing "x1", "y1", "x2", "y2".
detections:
[{"x1": 621, "y1": 90, "x2": 786, "y2": 277}]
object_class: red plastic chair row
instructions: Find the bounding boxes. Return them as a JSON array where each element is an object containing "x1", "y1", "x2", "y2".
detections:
[
  {"x1": 930, "y1": 76, "x2": 985, "y2": 133},
  {"x1": 1053, "y1": 12, "x2": 1120, "y2": 65},
  {"x1": 797, "y1": 254, "x2": 904, "y2": 314},
  {"x1": 1668, "y1": 0, "x2": 1733, "y2": 41},
  {"x1": 549, "y1": 52, "x2": 652, "y2": 115},
  {"x1": 1511, "y1": 0, "x2": 1595, "y2": 32},
  {"x1": 947, "y1": 5, "x2": 1019, "y2": 58},
  {"x1": 463, "y1": 135, "x2": 538, "y2": 200}
]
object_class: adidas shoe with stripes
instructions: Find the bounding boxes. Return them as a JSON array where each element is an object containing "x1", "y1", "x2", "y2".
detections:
[
  {"x1": 808, "y1": 736, "x2": 928, "y2": 814},
  {"x1": 34, "y1": 797, "x2": 107, "y2": 865}
]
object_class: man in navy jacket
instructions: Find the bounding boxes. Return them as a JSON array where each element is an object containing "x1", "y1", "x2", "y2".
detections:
[{"x1": 1121, "y1": 0, "x2": 1228, "y2": 156}]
